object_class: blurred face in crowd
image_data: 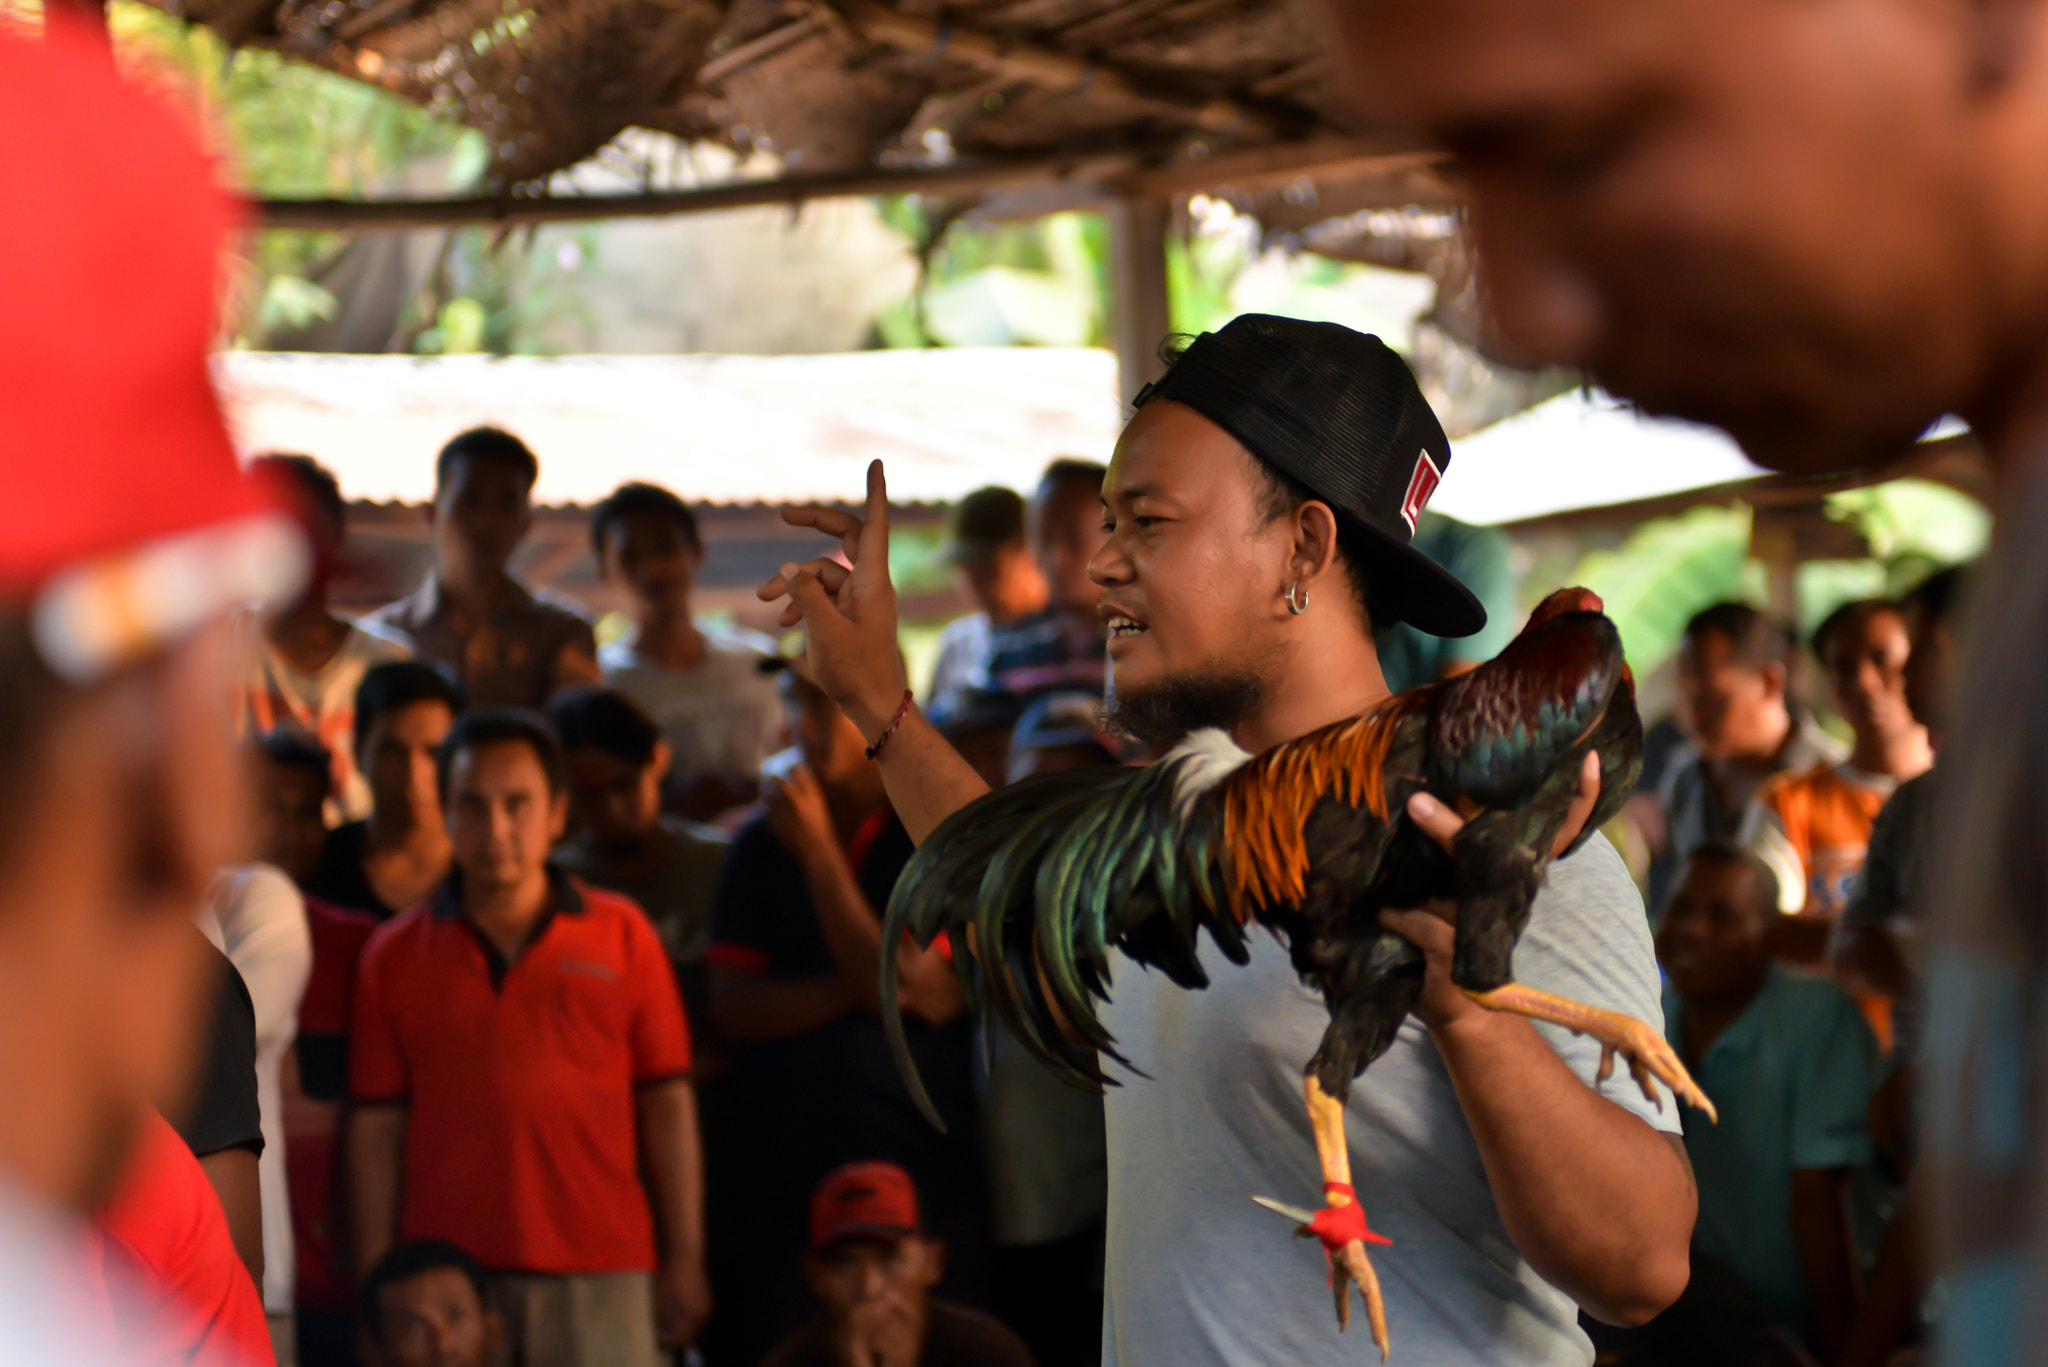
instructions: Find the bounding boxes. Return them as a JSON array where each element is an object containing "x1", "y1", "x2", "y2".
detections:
[
  {"x1": 1821, "y1": 606, "x2": 1917, "y2": 745},
  {"x1": 805, "y1": 1235, "x2": 944, "y2": 1341},
  {"x1": 1094, "y1": 401, "x2": 1310, "y2": 734},
  {"x1": 270, "y1": 497, "x2": 342, "y2": 621},
  {"x1": 1675, "y1": 629, "x2": 1787, "y2": 762},
  {"x1": 562, "y1": 742, "x2": 668, "y2": 854},
  {"x1": 0, "y1": 621, "x2": 242, "y2": 1209},
  {"x1": 781, "y1": 670, "x2": 870, "y2": 789},
  {"x1": 1657, "y1": 853, "x2": 1775, "y2": 1003},
  {"x1": 432, "y1": 454, "x2": 530, "y2": 581},
  {"x1": 373, "y1": 1266, "x2": 498, "y2": 1367},
  {"x1": 1904, "y1": 603, "x2": 1957, "y2": 737},
  {"x1": 446, "y1": 741, "x2": 566, "y2": 894},
  {"x1": 1325, "y1": 0, "x2": 2025, "y2": 473},
  {"x1": 362, "y1": 700, "x2": 455, "y2": 831},
  {"x1": 599, "y1": 509, "x2": 699, "y2": 623},
  {"x1": 255, "y1": 757, "x2": 330, "y2": 886},
  {"x1": 957, "y1": 539, "x2": 1046, "y2": 625},
  {"x1": 1033, "y1": 473, "x2": 1110, "y2": 618}
]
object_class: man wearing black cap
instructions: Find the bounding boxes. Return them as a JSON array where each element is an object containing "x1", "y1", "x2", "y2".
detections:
[{"x1": 761, "y1": 316, "x2": 1692, "y2": 1365}]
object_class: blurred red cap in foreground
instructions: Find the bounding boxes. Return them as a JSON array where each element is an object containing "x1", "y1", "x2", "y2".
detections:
[{"x1": 0, "y1": 21, "x2": 304, "y2": 680}]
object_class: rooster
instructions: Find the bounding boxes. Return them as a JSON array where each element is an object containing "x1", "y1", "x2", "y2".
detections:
[{"x1": 881, "y1": 586, "x2": 1713, "y2": 1360}]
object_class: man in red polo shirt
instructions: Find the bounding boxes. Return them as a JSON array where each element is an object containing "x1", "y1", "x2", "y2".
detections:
[{"x1": 346, "y1": 708, "x2": 710, "y2": 1367}]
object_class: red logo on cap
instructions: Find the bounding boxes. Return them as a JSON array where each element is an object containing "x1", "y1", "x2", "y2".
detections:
[{"x1": 1400, "y1": 453, "x2": 1442, "y2": 534}]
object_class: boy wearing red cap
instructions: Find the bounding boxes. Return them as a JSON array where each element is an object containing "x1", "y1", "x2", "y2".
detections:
[
  {"x1": 763, "y1": 1164, "x2": 1032, "y2": 1367},
  {"x1": 0, "y1": 18, "x2": 308, "y2": 1366}
]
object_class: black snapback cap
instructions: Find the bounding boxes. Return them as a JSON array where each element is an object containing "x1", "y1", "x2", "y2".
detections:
[{"x1": 1133, "y1": 314, "x2": 1484, "y2": 638}]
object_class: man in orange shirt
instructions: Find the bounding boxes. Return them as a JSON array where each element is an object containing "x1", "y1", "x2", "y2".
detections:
[
  {"x1": 347, "y1": 709, "x2": 709, "y2": 1367},
  {"x1": 1745, "y1": 601, "x2": 1932, "y2": 940}
]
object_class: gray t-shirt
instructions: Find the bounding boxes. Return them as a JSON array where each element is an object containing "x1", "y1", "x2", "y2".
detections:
[{"x1": 1098, "y1": 833, "x2": 1678, "y2": 1367}]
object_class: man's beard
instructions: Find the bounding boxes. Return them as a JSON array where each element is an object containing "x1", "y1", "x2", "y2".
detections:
[{"x1": 1105, "y1": 664, "x2": 1270, "y2": 748}]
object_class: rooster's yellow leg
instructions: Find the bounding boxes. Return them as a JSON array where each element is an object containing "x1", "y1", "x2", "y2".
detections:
[
  {"x1": 1306, "y1": 1076, "x2": 1390, "y2": 1362},
  {"x1": 1462, "y1": 983, "x2": 1717, "y2": 1122}
]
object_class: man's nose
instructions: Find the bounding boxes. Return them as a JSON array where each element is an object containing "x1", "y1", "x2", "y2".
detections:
[{"x1": 1089, "y1": 537, "x2": 1131, "y2": 587}]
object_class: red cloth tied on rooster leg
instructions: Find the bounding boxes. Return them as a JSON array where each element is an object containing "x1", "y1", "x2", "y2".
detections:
[{"x1": 882, "y1": 587, "x2": 1715, "y2": 1362}]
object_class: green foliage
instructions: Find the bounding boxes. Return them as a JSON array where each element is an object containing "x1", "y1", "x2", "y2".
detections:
[
  {"x1": 1824, "y1": 479, "x2": 1989, "y2": 576},
  {"x1": 1569, "y1": 505, "x2": 1753, "y2": 674}
]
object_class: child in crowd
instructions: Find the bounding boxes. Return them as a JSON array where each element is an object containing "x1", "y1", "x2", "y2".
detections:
[
  {"x1": 1654, "y1": 843, "x2": 1881, "y2": 1362},
  {"x1": 761, "y1": 1164, "x2": 1032, "y2": 1367},
  {"x1": 365, "y1": 427, "x2": 600, "y2": 710},
  {"x1": 591, "y1": 481, "x2": 783, "y2": 822},
  {"x1": 981, "y1": 460, "x2": 1109, "y2": 710},
  {"x1": 236, "y1": 453, "x2": 412, "y2": 821},
  {"x1": 359, "y1": 1241, "x2": 501, "y2": 1367},
  {"x1": 549, "y1": 686, "x2": 730, "y2": 1013},
  {"x1": 925, "y1": 487, "x2": 1048, "y2": 721}
]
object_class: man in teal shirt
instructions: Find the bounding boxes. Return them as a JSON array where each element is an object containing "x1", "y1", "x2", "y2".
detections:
[{"x1": 1655, "y1": 843, "x2": 1880, "y2": 1359}]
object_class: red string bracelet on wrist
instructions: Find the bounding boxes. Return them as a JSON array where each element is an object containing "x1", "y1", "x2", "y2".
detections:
[{"x1": 865, "y1": 690, "x2": 915, "y2": 761}]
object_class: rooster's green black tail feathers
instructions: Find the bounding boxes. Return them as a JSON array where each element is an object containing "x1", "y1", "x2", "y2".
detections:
[{"x1": 881, "y1": 737, "x2": 1261, "y2": 1131}]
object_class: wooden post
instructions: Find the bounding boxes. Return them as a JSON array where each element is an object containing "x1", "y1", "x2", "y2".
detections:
[
  {"x1": 1749, "y1": 511, "x2": 1801, "y2": 624},
  {"x1": 1109, "y1": 197, "x2": 1172, "y2": 408}
]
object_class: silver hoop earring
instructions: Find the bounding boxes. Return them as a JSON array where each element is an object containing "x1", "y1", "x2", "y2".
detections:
[{"x1": 1285, "y1": 581, "x2": 1309, "y2": 615}]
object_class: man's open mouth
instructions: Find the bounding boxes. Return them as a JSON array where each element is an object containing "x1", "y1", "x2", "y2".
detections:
[{"x1": 1106, "y1": 615, "x2": 1148, "y2": 639}]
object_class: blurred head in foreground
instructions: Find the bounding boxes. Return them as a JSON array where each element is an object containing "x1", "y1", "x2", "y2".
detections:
[
  {"x1": 0, "y1": 23, "x2": 306, "y2": 1209},
  {"x1": 1324, "y1": 0, "x2": 2048, "y2": 474}
]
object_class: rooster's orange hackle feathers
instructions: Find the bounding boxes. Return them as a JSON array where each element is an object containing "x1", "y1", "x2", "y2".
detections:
[{"x1": 1220, "y1": 691, "x2": 1430, "y2": 913}]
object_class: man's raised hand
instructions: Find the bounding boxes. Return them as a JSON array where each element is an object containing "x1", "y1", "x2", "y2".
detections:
[{"x1": 757, "y1": 459, "x2": 910, "y2": 740}]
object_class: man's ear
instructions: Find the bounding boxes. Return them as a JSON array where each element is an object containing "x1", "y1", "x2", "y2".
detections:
[
  {"x1": 1759, "y1": 661, "x2": 1788, "y2": 703},
  {"x1": 1289, "y1": 500, "x2": 1344, "y2": 594},
  {"x1": 549, "y1": 788, "x2": 570, "y2": 843},
  {"x1": 650, "y1": 739, "x2": 673, "y2": 787}
]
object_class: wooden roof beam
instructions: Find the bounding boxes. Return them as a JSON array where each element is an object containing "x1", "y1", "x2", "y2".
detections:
[
  {"x1": 249, "y1": 134, "x2": 1443, "y2": 233},
  {"x1": 827, "y1": 0, "x2": 1307, "y2": 140}
]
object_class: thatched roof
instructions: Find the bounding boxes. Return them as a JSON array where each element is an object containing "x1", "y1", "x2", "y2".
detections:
[{"x1": 142, "y1": 0, "x2": 1420, "y2": 198}]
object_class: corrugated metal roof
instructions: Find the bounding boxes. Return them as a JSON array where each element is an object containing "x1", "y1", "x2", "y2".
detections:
[{"x1": 214, "y1": 347, "x2": 1125, "y2": 507}]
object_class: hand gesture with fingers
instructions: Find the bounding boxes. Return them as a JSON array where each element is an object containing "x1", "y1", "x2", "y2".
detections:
[{"x1": 757, "y1": 460, "x2": 910, "y2": 740}]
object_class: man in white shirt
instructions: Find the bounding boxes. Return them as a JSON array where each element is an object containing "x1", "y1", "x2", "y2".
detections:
[
  {"x1": 759, "y1": 317, "x2": 1695, "y2": 1365},
  {"x1": 592, "y1": 481, "x2": 784, "y2": 821}
]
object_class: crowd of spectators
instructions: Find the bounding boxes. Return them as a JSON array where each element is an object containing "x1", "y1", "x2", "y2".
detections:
[
  {"x1": 213, "y1": 429, "x2": 1120, "y2": 1367},
  {"x1": 1607, "y1": 571, "x2": 1969, "y2": 1365},
  {"x1": 164, "y1": 416, "x2": 1967, "y2": 1367}
]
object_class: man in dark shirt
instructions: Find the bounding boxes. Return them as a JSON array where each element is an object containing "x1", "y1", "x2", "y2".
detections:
[
  {"x1": 179, "y1": 932, "x2": 265, "y2": 1286},
  {"x1": 303, "y1": 662, "x2": 462, "y2": 920},
  {"x1": 763, "y1": 1164, "x2": 1032, "y2": 1367},
  {"x1": 364, "y1": 428, "x2": 601, "y2": 710},
  {"x1": 701, "y1": 660, "x2": 984, "y2": 1367}
]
